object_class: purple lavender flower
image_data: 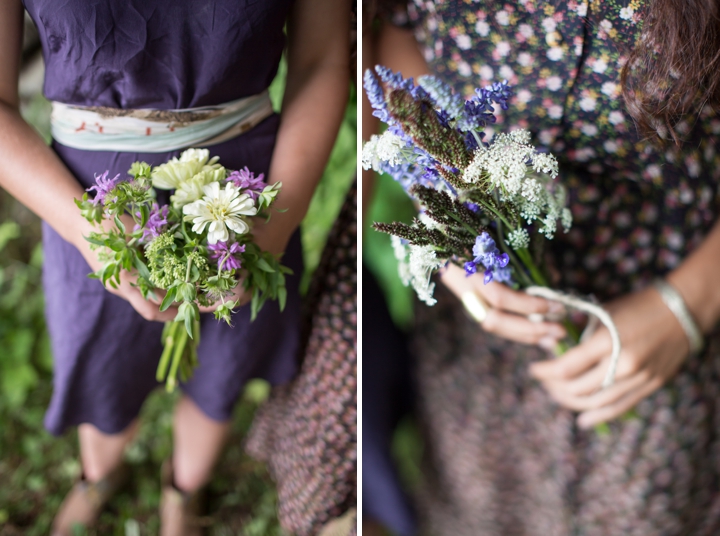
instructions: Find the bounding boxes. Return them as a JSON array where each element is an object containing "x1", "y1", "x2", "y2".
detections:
[
  {"x1": 87, "y1": 170, "x2": 123, "y2": 206},
  {"x1": 208, "y1": 241, "x2": 246, "y2": 271},
  {"x1": 136, "y1": 203, "x2": 169, "y2": 242},
  {"x1": 491, "y1": 265, "x2": 513, "y2": 283},
  {"x1": 464, "y1": 202, "x2": 480, "y2": 213},
  {"x1": 364, "y1": 69, "x2": 392, "y2": 124},
  {"x1": 486, "y1": 80, "x2": 513, "y2": 110},
  {"x1": 464, "y1": 261, "x2": 478, "y2": 276},
  {"x1": 467, "y1": 232, "x2": 511, "y2": 284},
  {"x1": 227, "y1": 167, "x2": 266, "y2": 200},
  {"x1": 417, "y1": 75, "x2": 465, "y2": 118}
]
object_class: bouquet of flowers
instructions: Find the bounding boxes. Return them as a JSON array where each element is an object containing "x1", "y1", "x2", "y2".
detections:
[
  {"x1": 363, "y1": 66, "x2": 621, "y2": 387},
  {"x1": 76, "y1": 148, "x2": 291, "y2": 391}
]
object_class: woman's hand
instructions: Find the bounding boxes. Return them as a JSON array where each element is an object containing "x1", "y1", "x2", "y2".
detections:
[
  {"x1": 440, "y1": 263, "x2": 567, "y2": 347},
  {"x1": 529, "y1": 285, "x2": 690, "y2": 428},
  {"x1": 74, "y1": 214, "x2": 179, "y2": 322}
]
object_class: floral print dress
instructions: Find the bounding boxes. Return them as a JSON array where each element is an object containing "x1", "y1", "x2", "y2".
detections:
[{"x1": 396, "y1": 1, "x2": 720, "y2": 534}]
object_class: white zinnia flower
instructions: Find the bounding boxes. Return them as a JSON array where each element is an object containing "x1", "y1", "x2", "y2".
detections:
[
  {"x1": 171, "y1": 168, "x2": 226, "y2": 208},
  {"x1": 183, "y1": 182, "x2": 257, "y2": 244},
  {"x1": 152, "y1": 147, "x2": 221, "y2": 190}
]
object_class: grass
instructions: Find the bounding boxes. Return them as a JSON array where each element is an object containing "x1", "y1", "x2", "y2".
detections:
[{"x1": 0, "y1": 56, "x2": 356, "y2": 535}]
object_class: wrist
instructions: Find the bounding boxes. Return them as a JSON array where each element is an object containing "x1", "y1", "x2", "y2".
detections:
[
  {"x1": 252, "y1": 220, "x2": 294, "y2": 257},
  {"x1": 666, "y1": 268, "x2": 720, "y2": 334}
]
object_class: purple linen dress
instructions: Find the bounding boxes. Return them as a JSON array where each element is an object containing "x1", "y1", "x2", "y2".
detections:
[{"x1": 22, "y1": 0, "x2": 302, "y2": 436}]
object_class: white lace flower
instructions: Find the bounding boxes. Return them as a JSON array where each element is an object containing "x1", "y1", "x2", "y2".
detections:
[
  {"x1": 462, "y1": 129, "x2": 569, "y2": 241},
  {"x1": 507, "y1": 228, "x2": 530, "y2": 250},
  {"x1": 152, "y1": 148, "x2": 221, "y2": 190},
  {"x1": 361, "y1": 135, "x2": 381, "y2": 171},
  {"x1": 391, "y1": 235, "x2": 411, "y2": 286},
  {"x1": 183, "y1": 182, "x2": 257, "y2": 244},
  {"x1": 408, "y1": 245, "x2": 444, "y2": 306}
]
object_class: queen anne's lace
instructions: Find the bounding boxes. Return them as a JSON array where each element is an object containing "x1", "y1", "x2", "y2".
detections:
[{"x1": 408, "y1": 245, "x2": 445, "y2": 305}]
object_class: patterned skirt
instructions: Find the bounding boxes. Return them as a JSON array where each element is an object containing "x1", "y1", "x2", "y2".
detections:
[
  {"x1": 246, "y1": 182, "x2": 357, "y2": 536},
  {"x1": 413, "y1": 283, "x2": 720, "y2": 536}
]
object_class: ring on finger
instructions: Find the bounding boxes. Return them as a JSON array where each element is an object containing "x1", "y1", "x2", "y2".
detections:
[{"x1": 461, "y1": 291, "x2": 491, "y2": 323}]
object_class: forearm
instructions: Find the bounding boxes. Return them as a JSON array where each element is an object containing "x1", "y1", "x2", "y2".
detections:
[
  {"x1": 376, "y1": 24, "x2": 429, "y2": 82},
  {"x1": 260, "y1": 1, "x2": 349, "y2": 254},
  {"x1": 0, "y1": 102, "x2": 93, "y2": 250},
  {"x1": 666, "y1": 218, "x2": 720, "y2": 333},
  {"x1": 0, "y1": 0, "x2": 93, "y2": 251},
  {"x1": 264, "y1": 65, "x2": 348, "y2": 248}
]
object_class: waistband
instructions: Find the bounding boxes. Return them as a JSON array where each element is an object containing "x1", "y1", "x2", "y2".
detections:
[{"x1": 49, "y1": 91, "x2": 274, "y2": 153}]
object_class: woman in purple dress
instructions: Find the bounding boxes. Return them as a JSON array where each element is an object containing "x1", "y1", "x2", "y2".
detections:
[{"x1": 0, "y1": 1, "x2": 349, "y2": 534}]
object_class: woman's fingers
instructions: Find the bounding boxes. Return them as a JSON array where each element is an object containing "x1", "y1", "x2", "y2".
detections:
[
  {"x1": 576, "y1": 376, "x2": 664, "y2": 428},
  {"x1": 481, "y1": 308, "x2": 565, "y2": 346},
  {"x1": 529, "y1": 329, "x2": 610, "y2": 381},
  {"x1": 543, "y1": 368, "x2": 650, "y2": 412},
  {"x1": 541, "y1": 359, "x2": 613, "y2": 397},
  {"x1": 478, "y1": 280, "x2": 565, "y2": 317}
]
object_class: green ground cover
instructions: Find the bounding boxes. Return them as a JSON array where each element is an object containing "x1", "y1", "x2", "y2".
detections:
[{"x1": 0, "y1": 59, "x2": 356, "y2": 535}]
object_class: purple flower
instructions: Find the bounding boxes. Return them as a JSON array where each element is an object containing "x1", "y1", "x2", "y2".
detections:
[
  {"x1": 136, "y1": 203, "x2": 169, "y2": 242},
  {"x1": 464, "y1": 261, "x2": 478, "y2": 276},
  {"x1": 227, "y1": 167, "x2": 266, "y2": 200},
  {"x1": 469, "y1": 232, "x2": 512, "y2": 284},
  {"x1": 364, "y1": 69, "x2": 392, "y2": 124},
  {"x1": 464, "y1": 202, "x2": 480, "y2": 213},
  {"x1": 208, "y1": 241, "x2": 246, "y2": 271},
  {"x1": 87, "y1": 170, "x2": 123, "y2": 206},
  {"x1": 491, "y1": 265, "x2": 513, "y2": 283}
]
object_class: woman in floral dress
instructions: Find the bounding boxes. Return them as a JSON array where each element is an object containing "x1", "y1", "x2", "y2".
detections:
[{"x1": 374, "y1": 1, "x2": 720, "y2": 534}]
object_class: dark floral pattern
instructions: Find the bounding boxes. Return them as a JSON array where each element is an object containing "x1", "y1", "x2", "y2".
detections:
[
  {"x1": 246, "y1": 183, "x2": 357, "y2": 536},
  {"x1": 399, "y1": 1, "x2": 720, "y2": 534}
]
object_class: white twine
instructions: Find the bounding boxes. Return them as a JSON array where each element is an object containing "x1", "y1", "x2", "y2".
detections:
[{"x1": 525, "y1": 286, "x2": 622, "y2": 388}]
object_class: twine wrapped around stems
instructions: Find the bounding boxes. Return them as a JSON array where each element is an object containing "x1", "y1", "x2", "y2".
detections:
[{"x1": 525, "y1": 286, "x2": 622, "y2": 388}]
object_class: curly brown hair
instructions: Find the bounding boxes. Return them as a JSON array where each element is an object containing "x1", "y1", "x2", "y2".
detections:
[{"x1": 621, "y1": 0, "x2": 720, "y2": 144}]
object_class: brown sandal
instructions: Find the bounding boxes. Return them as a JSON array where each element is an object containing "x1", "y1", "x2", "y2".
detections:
[
  {"x1": 51, "y1": 463, "x2": 129, "y2": 536},
  {"x1": 159, "y1": 460, "x2": 210, "y2": 536}
]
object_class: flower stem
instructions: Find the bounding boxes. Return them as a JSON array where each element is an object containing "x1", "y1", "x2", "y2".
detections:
[{"x1": 514, "y1": 247, "x2": 549, "y2": 287}]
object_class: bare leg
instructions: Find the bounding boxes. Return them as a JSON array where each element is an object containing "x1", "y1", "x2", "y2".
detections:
[
  {"x1": 78, "y1": 421, "x2": 138, "y2": 481},
  {"x1": 172, "y1": 395, "x2": 230, "y2": 492},
  {"x1": 53, "y1": 422, "x2": 138, "y2": 535}
]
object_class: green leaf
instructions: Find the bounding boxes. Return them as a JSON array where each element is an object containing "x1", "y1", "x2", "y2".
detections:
[
  {"x1": 251, "y1": 290, "x2": 260, "y2": 321},
  {"x1": 159, "y1": 286, "x2": 178, "y2": 312},
  {"x1": 184, "y1": 309, "x2": 194, "y2": 339},
  {"x1": 133, "y1": 256, "x2": 151, "y2": 280},
  {"x1": 256, "y1": 258, "x2": 275, "y2": 273},
  {"x1": 84, "y1": 234, "x2": 107, "y2": 246},
  {"x1": 278, "y1": 286, "x2": 287, "y2": 311},
  {"x1": 140, "y1": 205, "x2": 150, "y2": 228},
  {"x1": 114, "y1": 214, "x2": 126, "y2": 234}
]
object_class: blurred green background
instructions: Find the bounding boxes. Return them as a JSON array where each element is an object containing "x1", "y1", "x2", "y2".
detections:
[{"x1": 0, "y1": 17, "x2": 356, "y2": 536}]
